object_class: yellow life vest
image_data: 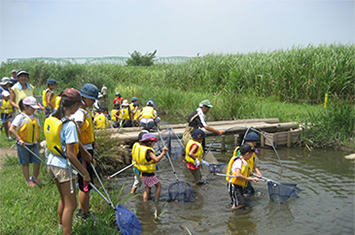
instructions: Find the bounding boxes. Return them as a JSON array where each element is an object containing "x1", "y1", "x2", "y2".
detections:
[
  {"x1": 111, "y1": 109, "x2": 118, "y2": 121},
  {"x1": 133, "y1": 109, "x2": 141, "y2": 121},
  {"x1": 132, "y1": 142, "x2": 140, "y2": 164},
  {"x1": 44, "y1": 116, "x2": 79, "y2": 156},
  {"x1": 226, "y1": 154, "x2": 250, "y2": 187},
  {"x1": 17, "y1": 113, "x2": 40, "y2": 143},
  {"x1": 129, "y1": 103, "x2": 135, "y2": 111},
  {"x1": 94, "y1": 114, "x2": 107, "y2": 129},
  {"x1": 54, "y1": 96, "x2": 61, "y2": 109},
  {"x1": 0, "y1": 99, "x2": 13, "y2": 114},
  {"x1": 12, "y1": 83, "x2": 34, "y2": 106},
  {"x1": 121, "y1": 107, "x2": 131, "y2": 120},
  {"x1": 135, "y1": 145, "x2": 156, "y2": 173},
  {"x1": 78, "y1": 108, "x2": 95, "y2": 145},
  {"x1": 185, "y1": 139, "x2": 203, "y2": 164},
  {"x1": 233, "y1": 144, "x2": 255, "y2": 171},
  {"x1": 140, "y1": 106, "x2": 154, "y2": 119},
  {"x1": 42, "y1": 89, "x2": 56, "y2": 108}
]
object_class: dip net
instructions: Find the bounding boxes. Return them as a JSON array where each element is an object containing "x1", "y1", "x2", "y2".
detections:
[
  {"x1": 267, "y1": 181, "x2": 302, "y2": 203},
  {"x1": 168, "y1": 181, "x2": 196, "y2": 203},
  {"x1": 208, "y1": 163, "x2": 227, "y2": 174},
  {"x1": 116, "y1": 205, "x2": 143, "y2": 235},
  {"x1": 154, "y1": 127, "x2": 184, "y2": 161}
]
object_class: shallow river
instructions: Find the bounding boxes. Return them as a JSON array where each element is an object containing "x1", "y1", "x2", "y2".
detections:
[{"x1": 109, "y1": 135, "x2": 355, "y2": 235}]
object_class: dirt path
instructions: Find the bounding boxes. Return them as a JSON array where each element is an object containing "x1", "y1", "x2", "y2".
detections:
[{"x1": 0, "y1": 147, "x2": 17, "y2": 169}]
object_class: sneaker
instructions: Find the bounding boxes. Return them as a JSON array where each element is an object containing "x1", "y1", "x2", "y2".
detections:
[
  {"x1": 75, "y1": 209, "x2": 83, "y2": 219},
  {"x1": 30, "y1": 176, "x2": 40, "y2": 184},
  {"x1": 27, "y1": 181, "x2": 38, "y2": 187},
  {"x1": 7, "y1": 137, "x2": 13, "y2": 140}
]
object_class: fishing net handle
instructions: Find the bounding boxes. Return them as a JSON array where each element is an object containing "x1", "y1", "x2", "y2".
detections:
[
  {"x1": 53, "y1": 146, "x2": 116, "y2": 209},
  {"x1": 157, "y1": 127, "x2": 179, "y2": 182},
  {"x1": 108, "y1": 162, "x2": 136, "y2": 179}
]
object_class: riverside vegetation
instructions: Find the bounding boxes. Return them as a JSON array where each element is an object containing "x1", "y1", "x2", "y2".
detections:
[{"x1": 0, "y1": 43, "x2": 354, "y2": 234}]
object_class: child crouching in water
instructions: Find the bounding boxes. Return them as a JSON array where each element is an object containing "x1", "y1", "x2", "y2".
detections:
[
  {"x1": 9, "y1": 96, "x2": 41, "y2": 186},
  {"x1": 134, "y1": 133, "x2": 168, "y2": 202},
  {"x1": 226, "y1": 144, "x2": 259, "y2": 209}
]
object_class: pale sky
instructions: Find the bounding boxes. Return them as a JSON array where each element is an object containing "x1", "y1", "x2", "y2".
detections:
[{"x1": 0, "y1": 0, "x2": 354, "y2": 63}]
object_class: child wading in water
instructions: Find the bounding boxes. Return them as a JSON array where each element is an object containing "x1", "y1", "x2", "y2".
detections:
[
  {"x1": 134, "y1": 133, "x2": 168, "y2": 202},
  {"x1": 44, "y1": 88, "x2": 92, "y2": 235},
  {"x1": 185, "y1": 129, "x2": 210, "y2": 185},
  {"x1": 9, "y1": 96, "x2": 41, "y2": 186},
  {"x1": 130, "y1": 130, "x2": 148, "y2": 194},
  {"x1": 226, "y1": 144, "x2": 259, "y2": 209}
]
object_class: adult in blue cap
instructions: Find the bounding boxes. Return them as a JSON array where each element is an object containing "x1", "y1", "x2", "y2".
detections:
[{"x1": 182, "y1": 99, "x2": 225, "y2": 147}]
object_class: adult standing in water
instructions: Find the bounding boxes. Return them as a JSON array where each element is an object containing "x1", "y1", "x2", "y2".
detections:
[{"x1": 182, "y1": 99, "x2": 225, "y2": 147}]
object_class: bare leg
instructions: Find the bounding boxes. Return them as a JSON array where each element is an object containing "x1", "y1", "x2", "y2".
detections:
[
  {"x1": 154, "y1": 182, "x2": 162, "y2": 201},
  {"x1": 78, "y1": 190, "x2": 90, "y2": 213},
  {"x1": 57, "y1": 180, "x2": 77, "y2": 235},
  {"x1": 143, "y1": 187, "x2": 151, "y2": 202},
  {"x1": 33, "y1": 163, "x2": 40, "y2": 181},
  {"x1": 22, "y1": 164, "x2": 30, "y2": 182}
]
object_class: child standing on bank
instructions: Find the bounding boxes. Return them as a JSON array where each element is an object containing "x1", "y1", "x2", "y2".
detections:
[
  {"x1": 71, "y1": 83, "x2": 100, "y2": 220},
  {"x1": 42, "y1": 78, "x2": 58, "y2": 117},
  {"x1": 44, "y1": 88, "x2": 92, "y2": 235},
  {"x1": 1, "y1": 90, "x2": 15, "y2": 140},
  {"x1": 185, "y1": 129, "x2": 210, "y2": 185},
  {"x1": 226, "y1": 144, "x2": 259, "y2": 209},
  {"x1": 134, "y1": 133, "x2": 168, "y2": 202},
  {"x1": 9, "y1": 96, "x2": 41, "y2": 186}
]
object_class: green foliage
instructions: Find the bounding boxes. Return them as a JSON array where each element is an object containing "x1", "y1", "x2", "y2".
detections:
[
  {"x1": 0, "y1": 43, "x2": 353, "y2": 146},
  {"x1": 126, "y1": 50, "x2": 157, "y2": 66},
  {"x1": 301, "y1": 99, "x2": 355, "y2": 148},
  {"x1": 0, "y1": 156, "x2": 134, "y2": 235}
]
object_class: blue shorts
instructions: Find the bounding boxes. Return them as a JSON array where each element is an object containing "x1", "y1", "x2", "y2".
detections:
[{"x1": 17, "y1": 143, "x2": 41, "y2": 165}]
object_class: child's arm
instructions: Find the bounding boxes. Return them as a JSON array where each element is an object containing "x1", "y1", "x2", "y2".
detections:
[
  {"x1": 235, "y1": 168, "x2": 259, "y2": 182},
  {"x1": 66, "y1": 143, "x2": 91, "y2": 183},
  {"x1": 188, "y1": 144, "x2": 199, "y2": 160},
  {"x1": 149, "y1": 146, "x2": 168, "y2": 163},
  {"x1": 9, "y1": 124, "x2": 24, "y2": 146},
  {"x1": 79, "y1": 142, "x2": 93, "y2": 163},
  {"x1": 47, "y1": 92, "x2": 55, "y2": 109}
]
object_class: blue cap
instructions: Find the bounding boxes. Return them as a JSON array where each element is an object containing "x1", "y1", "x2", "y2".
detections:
[
  {"x1": 47, "y1": 78, "x2": 58, "y2": 85},
  {"x1": 191, "y1": 129, "x2": 206, "y2": 139},
  {"x1": 131, "y1": 97, "x2": 137, "y2": 102},
  {"x1": 80, "y1": 83, "x2": 99, "y2": 100},
  {"x1": 244, "y1": 132, "x2": 260, "y2": 141}
]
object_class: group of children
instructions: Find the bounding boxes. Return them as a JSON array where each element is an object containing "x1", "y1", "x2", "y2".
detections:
[{"x1": 2, "y1": 70, "x2": 264, "y2": 234}]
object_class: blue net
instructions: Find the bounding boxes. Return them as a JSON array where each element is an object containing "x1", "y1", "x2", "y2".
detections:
[
  {"x1": 115, "y1": 205, "x2": 143, "y2": 235},
  {"x1": 154, "y1": 127, "x2": 184, "y2": 161},
  {"x1": 267, "y1": 181, "x2": 302, "y2": 203},
  {"x1": 208, "y1": 163, "x2": 227, "y2": 174},
  {"x1": 168, "y1": 181, "x2": 196, "y2": 203}
]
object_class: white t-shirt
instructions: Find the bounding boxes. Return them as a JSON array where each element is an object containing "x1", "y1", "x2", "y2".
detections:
[
  {"x1": 196, "y1": 108, "x2": 208, "y2": 127},
  {"x1": 12, "y1": 113, "x2": 41, "y2": 144},
  {"x1": 71, "y1": 108, "x2": 93, "y2": 150}
]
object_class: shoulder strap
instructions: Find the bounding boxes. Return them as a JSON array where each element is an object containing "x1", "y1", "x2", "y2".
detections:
[{"x1": 188, "y1": 113, "x2": 199, "y2": 124}]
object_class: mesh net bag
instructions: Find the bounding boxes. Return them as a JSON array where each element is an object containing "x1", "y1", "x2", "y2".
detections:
[
  {"x1": 267, "y1": 181, "x2": 302, "y2": 203},
  {"x1": 208, "y1": 163, "x2": 227, "y2": 174},
  {"x1": 115, "y1": 205, "x2": 143, "y2": 235},
  {"x1": 168, "y1": 181, "x2": 196, "y2": 203},
  {"x1": 154, "y1": 128, "x2": 184, "y2": 161}
]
